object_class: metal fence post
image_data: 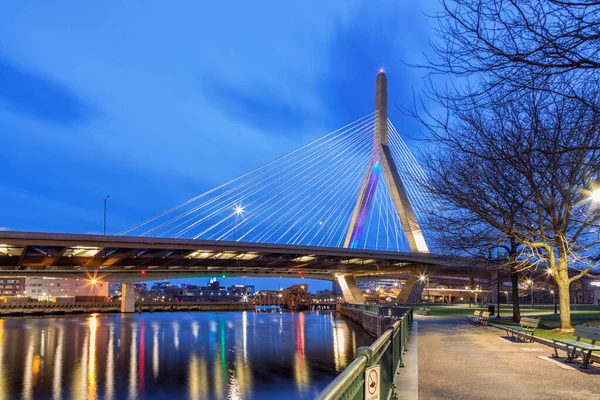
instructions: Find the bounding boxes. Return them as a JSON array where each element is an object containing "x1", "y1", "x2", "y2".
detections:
[{"x1": 398, "y1": 318, "x2": 405, "y2": 368}]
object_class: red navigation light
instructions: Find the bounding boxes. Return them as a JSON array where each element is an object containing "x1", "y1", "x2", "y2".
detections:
[{"x1": 140, "y1": 269, "x2": 147, "y2": 276}]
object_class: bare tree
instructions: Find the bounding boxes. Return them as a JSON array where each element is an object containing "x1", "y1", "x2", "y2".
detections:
[
  {"x1": 424, "y1": 0, "x2": 600, "y2": 109},
  {"x1": 415, "y1": 84, "x2": 600, "y2": 330},
  {"x1": 424, "y1": 176, "x2": 526, "y2": 322}
]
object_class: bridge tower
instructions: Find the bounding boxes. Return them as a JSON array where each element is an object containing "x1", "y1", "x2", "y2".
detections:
[
  {"x1": 340, "y1": 71, "x2": 429, "y2": 304},
  {"x1": 344, "y1": 71, "x2": 428, "y2": 253}
]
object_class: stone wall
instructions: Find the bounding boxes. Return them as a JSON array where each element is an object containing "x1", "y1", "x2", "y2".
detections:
[{"x1": 339, "y1": 305, "x2": 392, "y2": 337}]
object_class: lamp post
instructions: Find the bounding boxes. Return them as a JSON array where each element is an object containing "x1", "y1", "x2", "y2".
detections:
[
  {"x1": 419, "y1": 274, "x2": 429, "y2": 308},
  {"x1": 546, "y1": 268, "x2": 555, "y2": 313},
  {"x1": 496, "y1": 272, "x2": 501, "y2": 318},
  {"x1": 551, "y1": 289, "x2": 558, "y2": 314},
  {"x1": 527, "y1": 279, "x2": 534, "y2": 309},
  {"x1": 101, "y1": 195, "x2": 110, "y2": 235}
]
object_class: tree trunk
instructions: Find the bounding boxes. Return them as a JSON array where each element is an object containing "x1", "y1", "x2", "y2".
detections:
[
  {"x1": 511, "y1": 271, "x2": 521, "y2": 322},
  {"x1": 556, "y1": 272, "x2": 573, "y2": 330}
]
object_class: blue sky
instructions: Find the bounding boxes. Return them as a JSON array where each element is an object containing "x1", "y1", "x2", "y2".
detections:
[{"x1": 0, "y1": 1, "x2": 438, "y2": 291}]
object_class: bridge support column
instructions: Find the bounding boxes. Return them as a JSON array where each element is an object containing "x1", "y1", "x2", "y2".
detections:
[
  {"x1": 397, "y1": 272, "x2": 424, "y2": 303},
  {"x1": 337, "y1": 275, "x2": 365, "y2": 304},
  {"x1": 121, "y1": 283, "x2": 135, "y2": 313}
]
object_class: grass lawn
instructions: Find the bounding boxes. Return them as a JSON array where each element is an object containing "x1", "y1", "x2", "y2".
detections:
[
  {"x1": 423, "y1": 304, "x2": 571, "y2": 317},
  {"x1": 491, "y1": 311, "x2": 600, "y2": 341},
  {"x1": 419, "y1": 304, "x2": 600, "y2": 342}
]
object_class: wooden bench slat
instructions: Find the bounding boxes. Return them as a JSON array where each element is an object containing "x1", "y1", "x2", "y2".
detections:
[
  {"x1": 553, "y1": 339, "x2": 600, "y2": 351},
  {"x1": 574, "y1": 325, "x2": 600, "y2": 342}
]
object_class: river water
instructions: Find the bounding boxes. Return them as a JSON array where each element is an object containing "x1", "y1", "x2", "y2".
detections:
[{"x1": 0, "y1": 310, "x2": 372, "y2": 399}]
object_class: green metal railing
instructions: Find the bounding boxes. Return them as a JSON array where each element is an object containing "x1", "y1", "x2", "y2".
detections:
[{"x1": 315, "y1": 305, "x2": 413, "y2": 400}]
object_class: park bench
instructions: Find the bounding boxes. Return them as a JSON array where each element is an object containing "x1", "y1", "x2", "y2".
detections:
[
  {"x1": 504, "y1": 317, "x2": 540, "y2": 342},
  {"x1": 416, "y1": 307, "x2": 430, "y2": 315},
  {"x1": 467, "y1": 310, "x2": 481, "y2": 324},
  {"x1": 552, "y1": 325, "x2": 600, "y2": 369},
  {"x1": 478, "y1": 311, "x2": 490, "y2": 326}
]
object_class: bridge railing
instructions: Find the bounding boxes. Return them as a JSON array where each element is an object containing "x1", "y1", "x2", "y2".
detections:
[
  {"x1": 346, "y1": 303, "x2": 413, "y2": 319},
  {"x1": 315, "y1": 305, "x2": 412, "y2": 400}
]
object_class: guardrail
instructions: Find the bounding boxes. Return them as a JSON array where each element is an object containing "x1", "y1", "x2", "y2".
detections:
[
  {"x1": 315, "y1": 305, "x2": 412, "y2": 400},
  {"x1": 346, "y1": 303, "x2": 412, "y2": 319}
]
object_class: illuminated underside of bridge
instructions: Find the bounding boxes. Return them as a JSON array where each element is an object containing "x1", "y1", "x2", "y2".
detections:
[{"x1": 0, "y1": 231, "x2": 492, "y2": 282}]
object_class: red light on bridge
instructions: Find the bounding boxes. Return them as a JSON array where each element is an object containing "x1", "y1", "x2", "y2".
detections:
[{"x1": 140, "y1": 269, "x2": 147, "y2": 276}]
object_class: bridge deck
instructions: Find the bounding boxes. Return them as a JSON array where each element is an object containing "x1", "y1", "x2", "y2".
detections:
[{"x1": 0, "y1": 231, "x2": 492, "y2": 281}]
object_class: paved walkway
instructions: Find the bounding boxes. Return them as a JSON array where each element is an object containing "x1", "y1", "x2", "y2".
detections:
[{"x1": 417, "y1": 316, "x2": 600, "y2": 400}]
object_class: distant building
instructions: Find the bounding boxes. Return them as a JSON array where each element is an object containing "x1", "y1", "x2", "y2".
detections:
[
  {"x1": 357, "y1": 279, "x2": 400, "y2": 293},
  {"x1": 0, "y1": 278, "x2": 25, "y2": 298},
  {"x1": 228, "y1": 284, "x2": 254, "y2": 294},
  {"x1": 315, "y1": 289, "x2": 334, "y2": 300},
  {"x1": 150, "y1": 282, "x2": 172, "y2": 292},
  {"x1": 201, "y1": 278, "x2": 225, "y2": 292},
  {"x1": 23, "y1": 277, "x2": 108, "y2": 301},
  {"x1": 133, "y1": 283, "x2": 149, "y2": 300},
  {"x1": 108, "y1": 282, "x2": 122, "y2": 297},
  {"x1": 570, "y1": 279, "x2": 600, "y2": 304}
]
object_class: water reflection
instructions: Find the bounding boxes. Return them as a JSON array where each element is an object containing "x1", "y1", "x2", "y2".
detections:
[
  {"x1": 0, "y1": 311, "x2": 371, "y2": 399},
  {"x1": 52, "y1": 326, "x2": 64, "y2": 400},
  {"x1": 105, "y1": 326, "x2": 115, "y2": 400}
]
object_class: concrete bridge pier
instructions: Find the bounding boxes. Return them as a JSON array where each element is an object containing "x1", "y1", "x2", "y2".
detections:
[
  {"x1": 397, "y1": 271, "x2": 424, "y2": 303},
  {"x1": 121, "y1": 283, "x2": 135, "y2": 313},
  {"x1": 337, "y1": 275, "x2": 366, "y2": 304}
]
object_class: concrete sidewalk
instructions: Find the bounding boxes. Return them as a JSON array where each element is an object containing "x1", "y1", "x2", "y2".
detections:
[{"x1": 417, "y1": 316, "x2": 600, "y2": 400}]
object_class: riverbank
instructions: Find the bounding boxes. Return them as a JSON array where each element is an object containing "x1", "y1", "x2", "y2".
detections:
[
  {"x1": 0, "y1": 301, "x2": 254, "y2": 316},
  {"x1": 338, "y1": 304, "x2": 394, "y2": 337}
]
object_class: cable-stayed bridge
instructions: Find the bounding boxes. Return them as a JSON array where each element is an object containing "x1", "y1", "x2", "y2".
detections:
[{"x1": 0, "y1": 72, "x2": 494, "y2": 309}]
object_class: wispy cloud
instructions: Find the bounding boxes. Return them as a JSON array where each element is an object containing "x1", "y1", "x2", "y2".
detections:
[
  {"x1": 0, "y1": 55, "x2": 96, "y2": 125},
  {"x1": 200, "y1": 79, "x2": 318, "y2": 135}
]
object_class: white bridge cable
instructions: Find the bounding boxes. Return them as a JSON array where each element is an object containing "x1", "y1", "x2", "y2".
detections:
[
  {"x1": 211, "y1": 127, "x2": 373, "y2": 243},
  {"x1": 285, "y1": 146, "x2": 372, "y2": 245},
  {"x1": 295, "y1": 154, "x2": 371, "y2": 246},
  {"x1": 157, "y1": 120, "x2": 374, "y2": 239},
  {"x1": 127, "y1": 115, "x2": 375, "y2": 239},
  {"x1": 191, "y1": 131, "x2": 368, "y2": 240},
  {"x1": 246, "y1": 148, "x2": 365, "y2": 244},
  {"x1": 179, "y1": 121, "x2": 374, "y2": 239},
  {"x1": 250, "y1": 128, "x2": 372, "y2": 244},
  {"x1": 117, "y1": 112, "x2": 375, "y2": 236},
  {"x1": 387, "y1": 121, "x2": 434, "y2": 225},
  {"x1": 160, "y1": 115, "x2": 376, "y2": 238},
  {"x1": 118, "y1": 112, "x2": 419, "y2": 252}
]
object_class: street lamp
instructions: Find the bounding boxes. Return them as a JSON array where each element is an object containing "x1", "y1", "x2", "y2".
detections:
[
  {"x1": 496, "y1": 273, "x2": 501, "y2": 319},
  {"x1": 419, "y1": 274, "x2": 430, "y2": 308},
  {"x1": 102, "y1": 195, "x2": 110, "y2": 235},
  {"x1": 550, "y1": 290, "x2": 558, "y2": 314},
  {"x1": 526, "y1": 279, "x2": 534, "y2": 309},
  {"x1": 233, "y1": 205, "x2": 244, "y2": 241}
]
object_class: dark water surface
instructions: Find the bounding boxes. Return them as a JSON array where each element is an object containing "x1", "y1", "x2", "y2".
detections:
[{"x1": 0, "y1": 310, "x2": 372, "y2": 399}]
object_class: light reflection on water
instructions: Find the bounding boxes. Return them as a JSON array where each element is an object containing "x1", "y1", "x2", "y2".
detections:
[{"x1": 0, "y1": 310, "x2": 372, "y2": 399}]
